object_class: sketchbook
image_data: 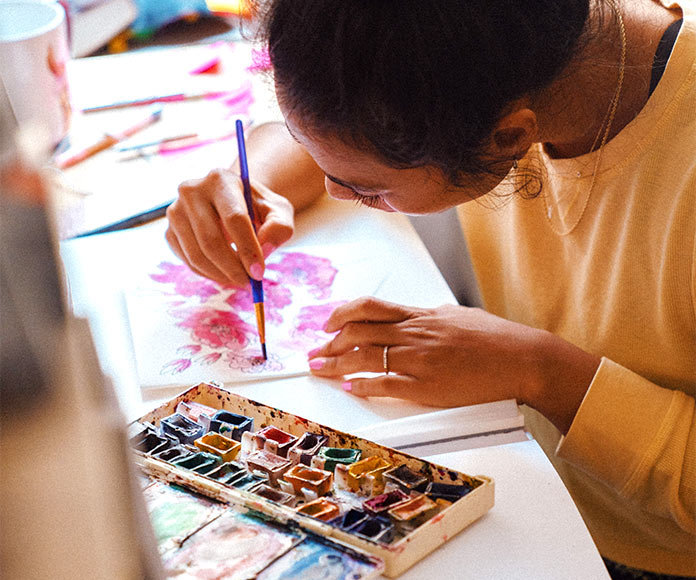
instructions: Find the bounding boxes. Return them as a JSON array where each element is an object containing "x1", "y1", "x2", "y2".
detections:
[{"x1": 353, "y1": 401, "x2": 527, "y2": 456}]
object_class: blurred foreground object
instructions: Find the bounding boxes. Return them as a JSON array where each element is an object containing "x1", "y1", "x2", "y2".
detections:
[{"x1": 0, "y1": 79, "x2": 163, "y2": 580}]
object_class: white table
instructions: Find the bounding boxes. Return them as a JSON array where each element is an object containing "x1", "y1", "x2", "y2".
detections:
[{"x1": 60, "y1": 192, "x2": 609, "y2": 579}]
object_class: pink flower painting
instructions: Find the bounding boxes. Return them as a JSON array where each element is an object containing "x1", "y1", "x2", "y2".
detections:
[
  {"x1": 266, "y1": 252, "x2": 337, "y2": 299},
  {"x1": 147, "y1": 251, "x2": 343, "y2": 377},
  {"x1": 151, "y1": 262, "x2": 219, "y2": 301}
]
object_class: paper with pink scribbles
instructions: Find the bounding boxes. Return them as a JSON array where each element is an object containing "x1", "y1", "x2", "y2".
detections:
[{"x1": 126, "y1": 245, "x2": 384, "y2": 389}]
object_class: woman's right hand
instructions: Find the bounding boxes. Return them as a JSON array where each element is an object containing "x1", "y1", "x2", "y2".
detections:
[{"x1": 165, "y1": 167, "x2": 295, "y2": 287}]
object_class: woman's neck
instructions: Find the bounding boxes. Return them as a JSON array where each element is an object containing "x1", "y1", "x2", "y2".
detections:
[{"x1": 534, "y1": 0, "x2": 682, "y2": 159}]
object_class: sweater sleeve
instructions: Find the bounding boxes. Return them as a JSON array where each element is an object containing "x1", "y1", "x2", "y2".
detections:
[{"x1": 556, "y1": 358, "x2": 696, "y2": 534}]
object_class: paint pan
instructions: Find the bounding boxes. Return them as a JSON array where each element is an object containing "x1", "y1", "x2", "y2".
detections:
[
  {"x1": 257, "y1": 534, "x2": 384, "y2": 580},
  {"x1": 296, "y1": 497, "x2": 340, "y2": 522},
  {"x1": 387, "y1": 494, "x2": 439, "y2": 532},
  {"x1": 280, "y1": 464, "x2": 333, "y2": 499},
  {"x1": 424, "y1": 481, "x2": 473, "y2": 502},
  {"x1": 246, "y1": 450, "x2": 293, "y2": 486},
  {"x1": 206, "y1": 461, "x2": 247, "y2": 485},
  {"x1": 153, "y1": 445, "x2": 191, "y2": 463},
  {"x1": 249, "y1": 482, "x2": 297, "y2": 507},
  {"x1": 172, "y1": 451, "x2": 221, "y2": 474},
  {"x1": 210, "y1": 409, "x2": 253, "y2": 441},
  {"x1": 383, "y1": 464, "x2": 429, "y2": 494},
  {"x1": 163, "y1": 510, "x2": 301, "y2": 579},
  {"x1": 330, "y1": 508, "x2": 370, "y2": 532},
  {"x1": 128, "y1": 421, "x2": 153, "y2": 442},
  {"x1": 351, "y1": 516, "x2": 395, "y2": 544},
  {"x1": 251, "y1": 425, "x2": 298, "y2": 457},
  {"x1": 231, "y1": 472, "x2": 267, "y2": 491},
  {"x1": 363, "y1": 489, "x2": 410, "y2": 516},
  {"x1": 132, "y1": 429, "x2": 175, "y2": 455},
  {"x1": 194, "y1": 431, "x2": 241, "y2": 462},
  {"x1": 176, "y1": 400, "x2": 216, "y2": 431},
  {"x1": 160, "y1": 412, "x2": 205, "y2": 444},
  {"x1": 288, "y1": 432, "x2": 328, "y2": 465},
  {"x1": 336, "y1": 455, "x2": 392, "y2": 495},
  {"x1": 311, "y1": 446, "x2": 362, "y2": 472}
]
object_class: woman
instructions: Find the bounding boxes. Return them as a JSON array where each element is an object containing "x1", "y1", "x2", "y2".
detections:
[{"x1": 165, "y1": 1, "x2": 695, "y2": 577}]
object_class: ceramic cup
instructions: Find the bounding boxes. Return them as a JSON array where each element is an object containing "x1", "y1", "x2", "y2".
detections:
[{"x1": 0, "y1": 1, "x2": 71, "y2": 149}]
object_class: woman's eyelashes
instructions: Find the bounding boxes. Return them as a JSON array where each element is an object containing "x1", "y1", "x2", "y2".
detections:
[{"x1": 349, "y1": 190, "x2": 383, "y2": 208}]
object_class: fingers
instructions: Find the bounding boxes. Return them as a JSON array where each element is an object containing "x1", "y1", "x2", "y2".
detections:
[
  {"x1": 166, "y1": 169, "x2": 296, "y2": 286},
  {"x1": 309, "y1": 344, "x2": 392, "y2": 376},
  {"x1": 341, "y1": 374, "x2": 428, "y2": 403},
  {"x1": 165, "y1": 222, "x2": 230, "y2": 284},
  {"x1": 324, "y1": 296, "x2": 418, "y2": 333},
  {"x1": 167, "y1": 192, "x2": 251, "y2": 286},
  {"x1": 307, "y1": 321, "x2": 398, "y2": 362},
  {"x1": 251, "y1": 180, "x2": 294, "y2": 258}
]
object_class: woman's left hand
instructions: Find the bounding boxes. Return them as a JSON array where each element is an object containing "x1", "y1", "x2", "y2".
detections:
[{"x1": 307, "y1": 297, "x2": 600, "y2": 430}]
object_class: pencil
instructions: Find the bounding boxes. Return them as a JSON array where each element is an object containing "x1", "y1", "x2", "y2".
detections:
[
  {"x1": 55, "y1": 106, "x2": 163, "y2": 169},
  {"x1": 235, "y1": 119, "x2": 267, "y2": 360}
]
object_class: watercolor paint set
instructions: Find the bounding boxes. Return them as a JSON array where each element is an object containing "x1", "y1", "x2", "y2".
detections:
[{"x1": 131, "y1": 383, "x2": 494, "y2": 577}]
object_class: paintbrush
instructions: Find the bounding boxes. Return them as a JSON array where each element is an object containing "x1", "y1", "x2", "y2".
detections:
[
  {"x1": 235, "y1": 119, "x2": 267, "y2": 360},
  {"x1": 55, "y1": 106, "x2": 163, "y2": 169}
]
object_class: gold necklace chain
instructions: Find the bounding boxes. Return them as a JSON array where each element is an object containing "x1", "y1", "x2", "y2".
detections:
[{"x1": 542, "y1": 0, "x2": 627, "y2": 236}]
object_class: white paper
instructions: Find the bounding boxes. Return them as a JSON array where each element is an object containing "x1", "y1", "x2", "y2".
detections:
[{"x1": 125, "y1": 244, "x2": 386, "y2": 389}]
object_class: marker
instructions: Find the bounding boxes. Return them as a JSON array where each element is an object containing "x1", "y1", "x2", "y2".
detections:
[
  {"x1": 69, "y1": 200, "x2": 173, "y2": 239},
  {"x1": 235, "y1": 119, "x2": 267, "y2": 360},
  {"x1": 55, "y1": 106, "x2": 163, "y2": 169}
]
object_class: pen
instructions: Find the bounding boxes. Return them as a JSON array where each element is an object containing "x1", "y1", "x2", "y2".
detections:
[
  {"x1": 69, "y1": 200, "x2": 174, "y2": 239},
  {"x1": 235, "y1": 118, "x2": 267, "y2": 360},
  {"x1": 55, "y1": 106, "x2": 163, "y2": 169}
]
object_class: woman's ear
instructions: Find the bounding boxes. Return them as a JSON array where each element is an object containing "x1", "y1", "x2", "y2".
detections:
[{"x1": 490, "y1": 107, "x2": 538, "y2": 159}]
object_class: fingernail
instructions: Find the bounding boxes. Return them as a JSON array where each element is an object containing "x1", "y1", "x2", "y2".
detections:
[
  {"x1": 307, "y1": 347, "x2": 321, "y2": 359},
  {"x1": 262, "y1": 242, "x2": 276, "y2": 259},
  {"x1": 309, "y1": 358, "x2": 325, "y2": 370},
  {"x1": 249, "y1": 263, "x2": 263, "y2": 280},
  {"x1": 341, "y1": 381, "x2": 352, "y2": 392}
]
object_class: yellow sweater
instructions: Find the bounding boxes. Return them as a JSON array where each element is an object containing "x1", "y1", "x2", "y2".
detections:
[{"x1": 457, "y1": 2, "x2": 696, "y2": 575}]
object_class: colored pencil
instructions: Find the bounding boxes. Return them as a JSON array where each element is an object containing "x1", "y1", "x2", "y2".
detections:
[
  {"x1": 55, "y1": 106, "x2": 163, "y2": 169},
  {"x1": 235, "y1": 119, "x2": 267, "y2": 360}
]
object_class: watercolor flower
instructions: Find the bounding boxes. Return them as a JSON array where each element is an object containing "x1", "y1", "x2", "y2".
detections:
[
  {"x1": 173, "y1": 307, "x2": 256, "y2": 349},
  {"x1": 177, "y1": 344, "x2": 202, "y2": 355},
  {"x1": 160, "y1": 358, "x2": 192, "y2": 374},
  {"x1": 266, "y1": 252, "x2": 337, "y2": 299},
  {"x1": 224, "y1": 351, "x2": 284, "y2": 373},
  {"x1": 196, "y1": 352, "x2": 222, "y2": 366},
  {"x1": 150, "y1": 261, "x2": 219, "y2": 300}
]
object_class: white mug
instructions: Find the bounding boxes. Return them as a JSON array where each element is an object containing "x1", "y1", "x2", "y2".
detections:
[{"x1": 0, "y1": 1, "x2": 71, "y2": 149}]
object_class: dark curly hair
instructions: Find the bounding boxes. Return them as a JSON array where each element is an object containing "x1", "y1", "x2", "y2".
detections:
[{"x1": 252, "y1": 1, "x2": 593, "y2": 195}]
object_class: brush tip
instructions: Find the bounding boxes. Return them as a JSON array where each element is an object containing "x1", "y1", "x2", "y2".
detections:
[{"x1": 261, "y1": 343, "x2": 267, "y2": 360}]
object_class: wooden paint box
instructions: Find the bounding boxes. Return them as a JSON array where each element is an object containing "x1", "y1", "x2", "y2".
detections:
[{"x1": 131, "y1": 382, "x2": 494, "y2": 577}]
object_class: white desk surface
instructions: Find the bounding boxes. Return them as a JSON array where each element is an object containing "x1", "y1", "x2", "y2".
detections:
[{"x1": 59, "y1": 180, "x2": 609, "y2": 580}]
